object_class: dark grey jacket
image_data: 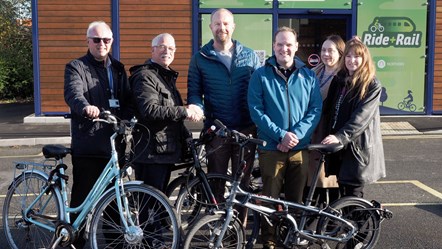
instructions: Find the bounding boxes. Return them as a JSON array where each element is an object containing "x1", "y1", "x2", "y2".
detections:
[
  {"x1": 64, "y1": 51, "x2": 132, "y2": 157},
  {"x1": 323, "y1": 73, "x2": 386, "y2": 185},
  {"x1": 129, "y1": 60, "x2": 190, "y2": 164}
]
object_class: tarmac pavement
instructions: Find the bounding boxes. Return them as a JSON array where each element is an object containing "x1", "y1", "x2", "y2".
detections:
[{"x1": 0, "y1": 102, "x2": 442, "y2": 147}]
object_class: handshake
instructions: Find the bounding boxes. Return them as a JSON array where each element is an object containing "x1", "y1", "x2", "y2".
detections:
[{"x1": 186, "y1": 104, "x2": 204, "y2": 122}]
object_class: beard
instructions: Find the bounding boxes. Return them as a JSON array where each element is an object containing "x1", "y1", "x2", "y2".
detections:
[{"x1": 214, "y1": 31, "x2": 230, "y2": 44}]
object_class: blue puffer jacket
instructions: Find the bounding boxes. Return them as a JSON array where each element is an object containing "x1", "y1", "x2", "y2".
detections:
[
  {"x1": 187, "y1": 40, "x2": 261, "y2": 130},
  {"x1": 248, "y1": 56, "x2": 322, "y2": 151}
]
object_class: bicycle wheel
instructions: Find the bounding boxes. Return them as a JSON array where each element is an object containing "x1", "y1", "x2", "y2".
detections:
[
  {"x1": 316, "y1": 197, "x2": 381, "y2": 249},
  {"x1": 89, "y1": 183, "x2": 181, "y2": 249},
  {"x1": 175, "y1": 173, "x2": 233, "y2": 229},
  {"x1": 397, "y1": 102, "x2": 405, "y2": 110},
  {"x1": 3, "y1": 171, "x2": 62, "y2": 249},
  {"x1": 183, "y1": 213, "x2": 244, "y2": 249},
  {"x1": 166, "y1": 175, "x2": 192, "y2": 206},
  {"x1": 409, "y1": 104, "x2": 417, "y2": 112}
]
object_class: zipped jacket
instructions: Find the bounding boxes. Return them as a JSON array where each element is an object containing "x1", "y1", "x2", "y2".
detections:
[
  {"x1": 129, "y1": 60, "x2": 190, "y2": 164},
  {"x1": 64, "y1": 51, "x2": 133, "y2": 157},
  {"x1": 248, "y1": 56, "x2": 322, "y2": 151},
  {"x1": 187, "y1": 39, "x2": 261, "y2": 130}
]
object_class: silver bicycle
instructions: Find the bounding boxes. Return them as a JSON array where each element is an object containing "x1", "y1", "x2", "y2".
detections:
[{"x1": 183, "y1": 126, "x2": 392, "y2": 249}]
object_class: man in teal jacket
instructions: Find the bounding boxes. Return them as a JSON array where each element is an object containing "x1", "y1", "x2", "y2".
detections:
[
  {"x1": 187, "y1": 8, "x2": 261, "y2": 225},
  {"x1": 248, "y1": 27, "x2": 322, "y2": 249}
]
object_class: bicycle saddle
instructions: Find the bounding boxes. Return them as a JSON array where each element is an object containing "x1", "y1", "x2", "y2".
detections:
[
  {"x1": 306, "y1": 143, "x2": 343, "y2": 154},
  {"x1": 42, "y1": 144, "x2": 72, "y2": 159}
]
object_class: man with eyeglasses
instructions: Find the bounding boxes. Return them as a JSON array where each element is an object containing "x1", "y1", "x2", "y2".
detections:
[
  {"x1": 64, "y1": 20, "x2": 133, "y2": 248},
  {"x1": 128, "y1": 33, "x2": 201, "y2": 247},
  {"x1": 129, "y1": 32, "x2": 201, "y2": 194}
]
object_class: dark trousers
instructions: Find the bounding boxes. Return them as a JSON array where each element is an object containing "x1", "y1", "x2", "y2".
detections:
[
  {"x1": 134, "y1": 163, "x2": 173, "y2": 246},
  {"x1": 258, "y1": 149, "x2": 308, "y2": 245},
  {"x1": 70, "y1": 156, "x2": 110, "y2": 248},
  {"x1": 134, "y1": 163, "x2": 173, "y2": 193},
  {"x1": 205, "y1": 125, "x2": 257, "y2": 225},
  {"x1": 339, "y1": 184, "x2": 364, "y2": 198}
]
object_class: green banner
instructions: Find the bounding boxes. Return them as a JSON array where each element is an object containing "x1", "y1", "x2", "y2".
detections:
[
  {"x1": 199, "y1": 0, "x2": 270, "y2": 8},
  {"x1": 278, "y1": 0, "x2": 351, "y2": 9},
  {"x1": 357, "y1": 1, "x2": 427, "y2": 114}
]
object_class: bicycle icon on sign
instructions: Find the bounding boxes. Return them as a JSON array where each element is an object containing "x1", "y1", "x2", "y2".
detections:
[
  {"x1": 397, "y1": 90, "x2": 416, "y2": 112},
  {"x1": 370, "y1": 19, "x2": 385, "y2": 32}
]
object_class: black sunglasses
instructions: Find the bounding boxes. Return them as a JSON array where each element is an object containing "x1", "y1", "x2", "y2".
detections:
[{"x1": 89, "y1": 37, "x2": 112, "y2": 44}]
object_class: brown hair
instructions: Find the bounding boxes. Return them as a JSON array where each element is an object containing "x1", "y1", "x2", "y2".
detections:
[
  {"x1": 339, "y1": 36, "x2": 376, "y2": 100},
  {"x1": 274, "y1": 26, "x2": 298, "y2": 42},
  {"x1": 325, "y1": 34, "x2": 345, "y2": 58}
]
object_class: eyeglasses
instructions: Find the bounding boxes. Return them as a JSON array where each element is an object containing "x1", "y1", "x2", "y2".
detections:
[
  {"x1": 89, "y1": 37, "x2": 112, "y2": 44},
  {"x1": 154, "y1": 44, "x2": 176, "y2": 52}
]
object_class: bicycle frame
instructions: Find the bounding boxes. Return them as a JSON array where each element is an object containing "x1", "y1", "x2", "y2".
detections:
[{"x1": 212, "y1": 143, "x2": 361, "y2": 248}]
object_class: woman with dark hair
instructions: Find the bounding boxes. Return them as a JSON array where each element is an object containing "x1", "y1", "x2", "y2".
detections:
[{"x1": 306, "y1": 35, "x2": 346, "y2": 206}]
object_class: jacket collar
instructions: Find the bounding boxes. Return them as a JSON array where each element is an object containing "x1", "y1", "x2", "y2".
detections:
[
  {"x1": 265, "y1": 55, "x2": 306, "y2": 70},
  {"x1": 200, "y1": 39, "x2": 243, "y2": 58}
]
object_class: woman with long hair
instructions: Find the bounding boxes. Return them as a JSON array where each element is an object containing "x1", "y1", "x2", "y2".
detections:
[{"x1": 321, "y1": 37, "x2": 386, "y2": 198}]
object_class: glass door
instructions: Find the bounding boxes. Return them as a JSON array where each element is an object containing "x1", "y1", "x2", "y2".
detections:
[{"x1": 278, "y1": 16, "x2": 350, "y2": 68}]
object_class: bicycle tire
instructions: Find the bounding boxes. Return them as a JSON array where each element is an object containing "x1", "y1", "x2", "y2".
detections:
[
  {"x1": 183, "y1": 213, "x2": 245, "y2": 249},
  {"x1": 397, "y1": 102, "x2": 405, "y2": 110},
  {"x1": 89, "y1": 183, "x2": 181, "y2": 249},
  {"x1": 175, "y1": 173, "x2": 233, "y2": 229},
  {"x1": 316, "y1": 196, "x2": 381, "y2": 249},
  {"x1": 409, "y1": 104, "x2": 417, "y2": 112},
  {"x1": 3, "y1": 171, "x2": 63, "y2": 249}
]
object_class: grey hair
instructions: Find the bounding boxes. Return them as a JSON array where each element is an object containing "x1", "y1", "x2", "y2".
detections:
[
  {"x1": 86, "y1": 21, "x2": 113, "y2": 38},
  {"x1": 151, "y1": 33, "x2": 175, "y2": 47}
]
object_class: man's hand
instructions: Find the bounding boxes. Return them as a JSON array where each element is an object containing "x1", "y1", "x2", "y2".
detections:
[
  {"x1": 277, "y1": 143, "x2": 290, "y2": 152},
  {"x1": 83, "y1": 105, "x2": 100, "y2": 119},
  {"x1": 281, "y1": 131, "x2": 299, "y2": 149},
  {"x1": 186, "y1": 104, "x2": 204, "y2": 122}
]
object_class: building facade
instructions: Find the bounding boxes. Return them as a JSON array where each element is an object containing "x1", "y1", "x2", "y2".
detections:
[{"x1": 32, "y1": 0, "x2": 442, "y2": 115}]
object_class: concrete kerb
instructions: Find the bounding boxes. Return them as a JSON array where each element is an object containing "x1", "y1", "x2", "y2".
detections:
[{"x1": 1, "y1": 115, "x2": 441, "y2": 148}]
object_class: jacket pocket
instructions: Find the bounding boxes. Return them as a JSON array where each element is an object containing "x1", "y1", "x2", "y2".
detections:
[
  {"x1": 350, "y1": 139, "x2": 370, "y2": 167},
  {"x1": 155, "y1": 130, "x2": 177, "y2": 154},
  {"x1": 159, "y1": 89, "x2": 174, "y2": 106}
]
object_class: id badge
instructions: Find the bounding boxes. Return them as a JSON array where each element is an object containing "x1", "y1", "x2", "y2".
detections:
[{"x1": 109, "y1": 99, "x2": 120, "y2": 108}]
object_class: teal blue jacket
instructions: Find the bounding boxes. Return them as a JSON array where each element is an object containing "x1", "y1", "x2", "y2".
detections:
[
  {"x1": 187, "y1": 40, "x2": 261, "y2": 130},
  {"x1": 248, "y1": 56, "x2": 322, "y2": 150}
]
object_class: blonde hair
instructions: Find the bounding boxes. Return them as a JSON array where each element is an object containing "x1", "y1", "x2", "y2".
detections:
[{"x1": 339, "y1": 37, "x2": 376, "y2": 100}]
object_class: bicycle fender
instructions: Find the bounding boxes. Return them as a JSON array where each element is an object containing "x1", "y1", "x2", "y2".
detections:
[
  {"x1": 8, "y1": 169, "x2": 49, "y2": 190},
  {"x1": 97, "y1": 181, "x2": 146, "y2": 203}
]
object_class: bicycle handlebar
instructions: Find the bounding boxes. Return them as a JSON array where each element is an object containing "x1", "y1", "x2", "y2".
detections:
[
  {"x1": 93, "y1": 111, "x2": 138, "y2": 135},
  {"x1": 213, "y1": 119, "x2": 266, "y2": 147}
]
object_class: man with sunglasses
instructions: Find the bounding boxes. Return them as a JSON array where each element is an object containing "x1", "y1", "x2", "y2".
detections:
[{"x1": 64, "y1": 20, "x2": 133, "y2": 248}]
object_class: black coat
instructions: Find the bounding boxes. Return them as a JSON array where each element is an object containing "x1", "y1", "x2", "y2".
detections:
[
  {"x1": 129, "y1": 60, "x2": 190, "y2": 164},
  {"x1": 323, "y1": 73, "x2": 386, "y2": 185},
  {"x1": 64, "y1": 51, "x2": 133, "y2": 157}
]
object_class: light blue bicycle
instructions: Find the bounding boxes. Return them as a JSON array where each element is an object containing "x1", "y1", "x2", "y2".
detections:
[{"x1": 2, "y1": 111, "x2": 180, "y2": 249}]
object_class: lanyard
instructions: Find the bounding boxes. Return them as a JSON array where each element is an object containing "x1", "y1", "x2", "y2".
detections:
[
  {"x1": 106, "y1": 62, "x2": 114, "y2": 98},
  {"x1": 319, "y1": 69, "x2": 335, "y2": 88}
]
